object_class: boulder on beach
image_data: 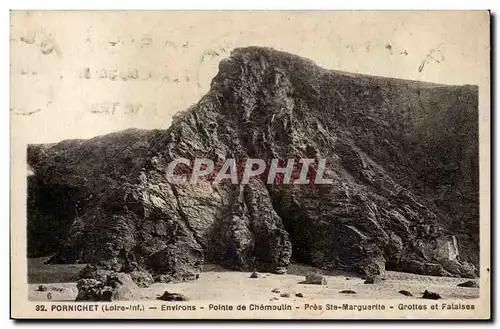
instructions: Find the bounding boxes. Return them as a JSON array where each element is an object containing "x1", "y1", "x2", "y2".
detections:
[
  {"x1": 422, "y1": 290, "x2": 441, "y2": 300},
  {"x1": 75, "y1": 272, "x2": 141, "y2": 301},
  {"x1": 457, "y1": 280, "x2": 479, "y2": 288},
  {"x1": 301, "y1": 273, "x2": 327, "y2": 285},
  {"x1": 157, "y1": 291, "x2": 189, "y2": 301},
  {"x1": 398, "y1": 290, "x2": 413, "y2": 297}
]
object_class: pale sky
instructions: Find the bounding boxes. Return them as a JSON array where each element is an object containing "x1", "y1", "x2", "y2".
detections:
[{"x1": 10, "y1": 11, "x2": 490, "y2": 143}]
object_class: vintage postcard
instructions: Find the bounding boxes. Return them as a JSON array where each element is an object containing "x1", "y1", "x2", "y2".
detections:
[{"x1": 10, "y1": 10, "x2": 490, "y2": 320}]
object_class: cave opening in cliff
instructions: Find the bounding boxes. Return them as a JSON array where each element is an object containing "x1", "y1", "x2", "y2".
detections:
[
  {"x1": 27, "y1": 174, "x2": 85, "y2": 259},
  {"x1": 267, "y1": 188, "x2": 313, "y2": 265}
]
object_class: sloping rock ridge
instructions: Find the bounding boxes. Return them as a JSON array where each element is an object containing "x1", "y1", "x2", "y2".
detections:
[{"x1": 27, "y1": 47, "x2": 479, "y2": 280}]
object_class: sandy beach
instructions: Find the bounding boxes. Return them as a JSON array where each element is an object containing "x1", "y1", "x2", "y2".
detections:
[{"x1": 28, "y1": 260, "x2": 479, "y2": 302}]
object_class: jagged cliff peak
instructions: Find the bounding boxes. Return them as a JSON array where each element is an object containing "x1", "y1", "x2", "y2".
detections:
[{"x1": 27, "y1": 47, "x2": 479, "y2": 284}]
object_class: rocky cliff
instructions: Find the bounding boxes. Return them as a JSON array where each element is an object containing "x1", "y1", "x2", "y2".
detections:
[{"x1": 27, "y1": 47, "x2": 479, "y2": 282}]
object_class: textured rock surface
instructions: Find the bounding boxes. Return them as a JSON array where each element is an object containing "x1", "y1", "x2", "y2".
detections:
[
  {"x1": 75, "y1": 272, "x2": 140, "y2": 301},
  {"x1": 27, "y1": 47, "x2": 479, "y2": 280},
  {"x1": 301, "y1": 274, "x2": 327, "y2": 285},
  {"x1": 129, "y1": 270, "x2": 155, "y2": 288}
]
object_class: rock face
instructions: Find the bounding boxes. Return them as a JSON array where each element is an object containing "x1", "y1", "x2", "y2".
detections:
[
  {"x1": 129, "y1": 270, "x2": 155, "y2": 288},
  {"x1": 27, "y1": 47, "x2": 479, "y2": 280}
]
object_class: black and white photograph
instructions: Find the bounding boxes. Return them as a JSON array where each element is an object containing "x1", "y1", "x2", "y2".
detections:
[{"x1": 10, "y1": 10, "x2": 491, "y2": 320}]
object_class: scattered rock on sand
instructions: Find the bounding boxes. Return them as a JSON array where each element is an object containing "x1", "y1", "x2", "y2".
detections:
[
  {"x1": 274, "y1": 267, "x2": 287, "y2": 275},
  {"x1": 270, "y1": 297, "x2": 279, "y2": 301},
  {"x1": 157, "y1": 291, "x2": 189, "y2": 301},
  {"x1": 271, "y1": 288, "x2": 280, "y2": 293},
  {"x1": 295, "y1": 293, "x2": 304, "y2": 298},
  {"x1": 50, "y1": 286, "x2": 66, "y2": 292},
  {"x1": 301, "y1": 273, "x2": 327, "y2": 285},
  {"x1": 345, "y1": 277, "x2": 351, "y2": 280},
  {"x1": 457, "y1": 280, "x2": 479, "y2": 288},
  {"x1": 422, "y1": 290, "x2": 441, "y2": 300},
  {"x1": 398, "y1": 290, "x2": 413, "y2": 297},
  {"x1": 250, "y1": 272, "x2": 259, "y2": 278},
  {"x1": 340, "y1": 290, "x2": 356, "y2": 294},
  {"x1": 37, "y1": 285, "x2": 47, "y2": 292},
  {"x1": 280, "y1": 292, "x2": 290, "y2": 298}
]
